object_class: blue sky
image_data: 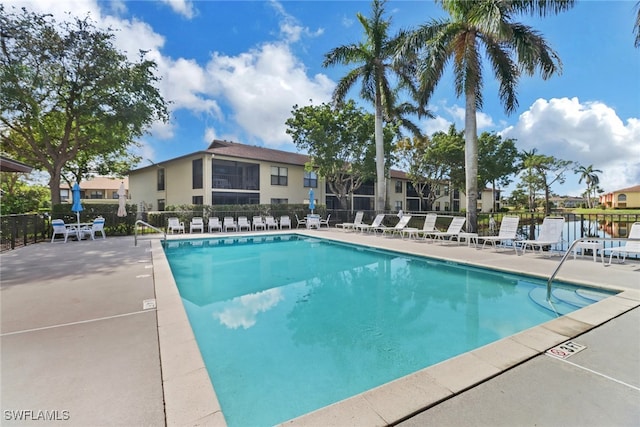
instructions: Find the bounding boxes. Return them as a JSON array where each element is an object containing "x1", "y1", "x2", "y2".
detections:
[{"x1": 5, "y1": 0, "x2": 640, "y2": 196}]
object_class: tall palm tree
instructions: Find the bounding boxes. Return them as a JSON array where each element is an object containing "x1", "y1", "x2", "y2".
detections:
[
  {"x1": 401, "y1": 0, "x2": 574, "y2": 232},
  {"x1": 576, "y1": 164, "x2": 602, "y2": 208},
  {"x1": 635, "y1": 1, "x2": 640, "y2": 47},
  {"x1": 323, "y1": 0, "x2": 419, "y2": 212}
]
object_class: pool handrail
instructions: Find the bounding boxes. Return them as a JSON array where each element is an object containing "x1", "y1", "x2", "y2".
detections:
[
  {"x1": 546, "y1": 236, "x2": 638, "y2": 301},
  {"x1": 135, "y1": 219, "x2": 167, "y2": 246}
]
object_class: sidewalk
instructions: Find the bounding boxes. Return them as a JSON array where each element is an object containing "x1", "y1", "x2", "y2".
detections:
[{"x1": 1, "y1": 233, "x2": 639, "y2": 426}]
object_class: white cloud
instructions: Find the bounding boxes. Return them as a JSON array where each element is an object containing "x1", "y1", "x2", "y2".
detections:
[
  {"x1": 268, "y1": 0, "x2": 323, "y2": 43},
  {"x1": 205, "y1": 42, "x2": 334, "y2": 146},
  {"x1": 213, "y1": 288, "x2": 283, "y2": 329},
  {"x1": 501, "y1": 97, "x2": 640, "y2": 194},
  {"x1": 203, "y1": 127, "x2": 216, "y2": 144},
  {"x1": 159, "y1": 0, "x2": 196, "y2": 19}
]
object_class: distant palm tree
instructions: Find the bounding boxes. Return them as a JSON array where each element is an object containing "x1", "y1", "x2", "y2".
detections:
[
  {"x1": 323, "y1": 0, "x2": 420, "y2": 211},
  {"x1": 635, "y1": 1, "x2": 640, "y2": 47},
  {"x1": 576, "y1": 164, "x2": 603, "y2": 208},
  {"x1": 400, "y1": 0, "x2": 574, "y2": 231}
]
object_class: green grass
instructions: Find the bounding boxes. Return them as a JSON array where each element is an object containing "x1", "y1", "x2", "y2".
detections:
[{"x1": 571, "y1": 208, "x2": 640, "y2": 215}]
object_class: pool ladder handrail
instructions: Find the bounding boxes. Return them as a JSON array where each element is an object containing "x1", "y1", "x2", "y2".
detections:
[
  {"x1": 134, "y1": 220, "x2": 167, "y2": 246},
  {"x1": 546, "y1": 236, "x2": 637, "y2": 301}
]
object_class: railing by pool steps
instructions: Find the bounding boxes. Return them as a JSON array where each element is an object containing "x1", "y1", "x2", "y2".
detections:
[
  {"x1": 546, "y1": 236, "x2": 638, "y2": 301},
  {"x1": 134, "y1": 220, "x2": 166, "y2": 246}
]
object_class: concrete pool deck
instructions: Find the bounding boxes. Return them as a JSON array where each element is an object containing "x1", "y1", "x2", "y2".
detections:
[{"x1": 1, "y1": 230, "x2": 638, "y2": 426}]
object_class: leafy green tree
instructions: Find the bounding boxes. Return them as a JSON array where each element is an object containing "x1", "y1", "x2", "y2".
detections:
[
  {"x1": 285, "y1": 101, "x2": 396, "y2": 210},
  {"x1": 1, "y1": 173, "x2": 49, "y2": 214},
  {"x1": 478, "y1": 132, "x2": 519, "y2": 212},
  {"x1": 323, "y1": 0, "x2": 419, "y2": 212},
  {"x1": 0, "y1": 6, "x2": 168, "y2": 204},
  {"x1": 518, "y1": 149, "x2": 572, "y2": 215},
  {"x1": 401, "y1": 0, "x2": 574, "y2": 231},
  {"x1": 575, "y1": 164, "x2": 602, "y2": 209}
]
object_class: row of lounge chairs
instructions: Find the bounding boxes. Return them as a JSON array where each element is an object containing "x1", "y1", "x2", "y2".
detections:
[
  {"x1": 168, "y1": 216, "x2": 293, "y2": 233},
  {"x1": 335, "y1": 213, "x2": 640, "y2": 260}
]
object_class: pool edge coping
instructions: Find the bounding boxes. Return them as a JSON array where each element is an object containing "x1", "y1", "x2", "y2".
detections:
[{"x1": 151, "y1": 231, "x2": 640, "y2": 427}]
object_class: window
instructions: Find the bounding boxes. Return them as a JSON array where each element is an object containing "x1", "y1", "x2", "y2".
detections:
[
  {"x1": 444, "y1": 202, "x2": 450, "y2": 211},
  {"x1": 192, "y1": 158, "x2": 203, "y2": 189},
  {"x1": 395, "y1": 181, "x2": 403, "y2": 193},
  {"x1": 212, "y1": 159, "x2": 260, "y2": 190},
  {"x1": 158, "y1": 199, "x2": 165, "y2": 211},
  {"x1": 111, "y1": 191, "x2": 118, "y2": 199},
  {"x1": 434, "y1": 202, "x2": 440, "y2": 211},
  {"x1": 394, "y1": 201, "x2": 402, "y2": 210},
  {"x1": 192, "y1": 196, "x2": 203, "y2": 205},
  {"x1": 60, "y1": 189, "x2": 70, "y2": 202},
  {"x1": 304, "y1": 171, "x2": 317, "y2": 188},
  {"x1": 89, "y1": 190, "x2": 103, "y2": 199},
  {"x1": 453, "y1": 189, "x2": 460, "y2": 200},
  {"x1": 435, "y1": 186, "x2": 441, "y2": 196},
  {"x1": 271, "y1": 198, "x2": 288, "y2": 204},
  {"x1": 618, "y1": 194, "x2": 627, "y2": 202},
  {"x1": 271, "y1": 166, "x2": 288, "y2": 186},
  {"x1": 212, "y1": 192, "x2": 260, "y2": 205},
  {"x1": 444, "y1": 185, "x2": 449, "y2": 196},
  {"x1": 157, "y1": 168, "x2": 165, "y2": 191}
]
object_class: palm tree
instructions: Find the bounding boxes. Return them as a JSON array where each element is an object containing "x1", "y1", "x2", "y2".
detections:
[
  {"x1": 323, "y1": 0, "x2": 419, "y2": 212},
  {"x1": 634, "y1": 1, "x2": 640, "y2": 47},
  {"x1": 576, "y1": 164, "x2": 602, "y2": 208},
  {"x1": 401, "y1": 0, "x2": 575, "y2": 231}
]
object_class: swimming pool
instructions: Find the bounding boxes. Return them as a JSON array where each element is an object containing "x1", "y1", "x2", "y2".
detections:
[{"x1": 163, "y1": 235, "x2": 614, "y2": 426}]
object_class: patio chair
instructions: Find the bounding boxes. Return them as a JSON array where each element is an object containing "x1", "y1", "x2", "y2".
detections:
[
  {"x1": 477, "y1": 216, "x2": 520, "y2": 252},
  {"x1": 608, "y1": 222, "x2": 640, "y2": 265},
  {"x1": 253, "y1": 216, "x2": 266, "y2": 231},
  {"x1": 265, "y1": 216, "x2": 279, "y2": 230},
  {"x1": 223, "y1": 217, "x2": 237, "y2": 232},
  {"x1": 402, "y1": 214, "x2": 438, "y2": 240},
  {"x1": 280, "y1": 215, "x2": 292, "y2": 229},
  {"x1": 515, "y1": 217, "x2": 565, "y2": 256},
  {"x1": 375, "y1": 215, "x2": 413, "y2": 237},
  {"x1": 190, "y1": 217, "x2": 204, "y2": 233},
  {"x1": 237, "y1": 216, "x2": 252, "y2": 231},
  {"x1": 319, "y1": 214, "x2": 331, "y2": 228},
  {"x1": 336, "y1": 211, "x2": 364, "y2": 231},
  {"x1": 423, "y1": 216, "x2": 466, "y2": 243},
  {"x1": 208, "y1": 217, "x2": 222, "y2": 233},
  {"x1": 295, "y1": 214, "x2": 307, "y2": 228},
  {"x1": 167, "y1": 217, "x2": 185, "y2": 234},
  {"x1": 51, "y1": 219, "x2": 75, "y2": 243},
  {"x1": 355, "y1": 214, "x2": 385, "y2": 233},
  {"x1": 81, "y1": 217, "x2": 106, "y2": 240}
]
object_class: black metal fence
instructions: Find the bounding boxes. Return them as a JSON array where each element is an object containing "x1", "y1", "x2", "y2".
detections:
[{"x1": 2, "y1": 208, "x2": 639, "y2": 257}]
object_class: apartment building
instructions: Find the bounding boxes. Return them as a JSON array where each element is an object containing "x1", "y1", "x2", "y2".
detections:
[{"x1": 128, "y1": 139, "x2": 498, "y2": 213}]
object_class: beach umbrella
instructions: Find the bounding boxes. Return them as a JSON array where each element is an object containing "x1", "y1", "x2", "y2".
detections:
[
  {"x1": 117, "y1": 182, "x2": 127, "y2": 217},
  {"x1": 71, "y1": 183, "x2": 83, "y2": 226},
  {"x1": 309, "y1": 188, "x2": 315, "y2": 214}
]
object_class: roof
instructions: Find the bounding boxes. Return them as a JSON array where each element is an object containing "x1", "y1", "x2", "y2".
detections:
[
  {"x1": 60, "y1": 176, "x2": 128, "y2": 190},
  {"x1": 207, "y1": 140, "x2": 310, "y2": 166},
  {"x1": 0, "y1": 156, "x2": 33, "y2": 173},
  {"x1": 609, "y1": 184, "x2": 640, "y2": 194}
]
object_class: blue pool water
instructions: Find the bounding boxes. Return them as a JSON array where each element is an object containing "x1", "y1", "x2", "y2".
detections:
[{"x1": 164, "y1": 235, "x2": 614, "y2": 427}]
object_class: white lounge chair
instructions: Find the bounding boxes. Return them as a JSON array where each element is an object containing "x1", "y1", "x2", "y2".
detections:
[
  {"x1": 265, "y1": 216, "x2": 279, "y2": 230},
  {"x1": 237, "y1": 216, "x2": 251, "y2": 231},
  {"x1": 477, "y1": 216, "x2": 520, "y2": 252},
  {"x1": 336, "y1": 211, "x2": 364, "y2": 231},
  {"x1": 223, "y1": 217, "x2": 237, "y2": 232},
  {"x1": 208, "y1": 217, "x2": 222, "y2": 233},
  {"x1": 167, "y1": 217, "x2": 185, "y2": 234},
  {"x1": 355, "y1": 214, "x2": 385, "y2": 233},
  {"x1": 81, "y1": 217, "x2": 106, "y2": 240},
  {"x1": 516, "y1": 217, "x2": 565, "y2": 256},
  {"x1": 51, "y1": 219, "x2": 75, "y2": 243},
  {"x1": 190, "y1": 217, "x2": 204, "y2": 233},
  {"x1": 376, "y1": 215, "x2": 413, "y2": 237},
  {"x1": 253, "y1": 216, "x2": 266, "y2": 231},
  {"x1": 423, "y1": 216, "x2": 466, "y2": 243},
  {"x1": 608, "y1": 222, "x2": 640, "y2": 265},
  {"x1": 280, "y1": 215, "x2": 292, "y2": 229},
  {"x1": 402, "y1": 214, "x2": 438, "y2": 240}
]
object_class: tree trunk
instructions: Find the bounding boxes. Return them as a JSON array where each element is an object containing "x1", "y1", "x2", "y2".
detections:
[
  {"x1": 49, "y1": 167, "x2": 63, "y2": 205},
  {"x1": 374, "y1": 90, "x2": 385, "y2": 212},
  {"x1": 464, "y1": 89, "x2": 478, "y2": 233}
]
